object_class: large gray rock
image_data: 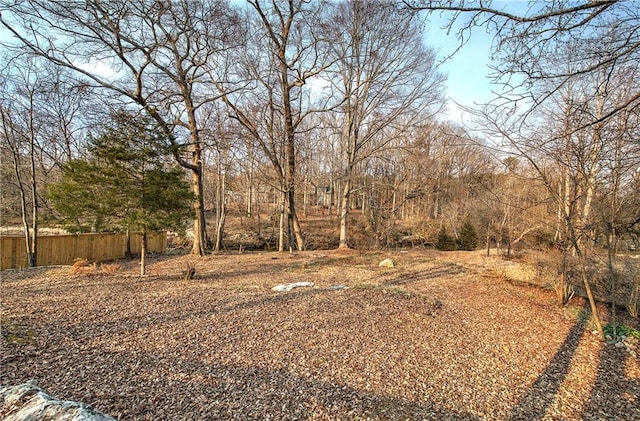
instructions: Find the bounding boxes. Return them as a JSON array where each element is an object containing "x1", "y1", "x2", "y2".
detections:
[{"x1": 0, "y1": 381, "x2": 115, "y2": 421}]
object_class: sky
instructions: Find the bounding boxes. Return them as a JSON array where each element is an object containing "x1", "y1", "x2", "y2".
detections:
[
  {"x1": 0, "y1": 1, "x2": 533, "y2": 124},
  {"x1": 426, "y1": 18, "x2": 497, "y2": 122},
  {"x1": 421, "y1": 1, "x2": 535, "y2": 123}
]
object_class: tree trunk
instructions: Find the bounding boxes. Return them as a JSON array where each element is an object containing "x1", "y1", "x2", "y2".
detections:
[
  {"x1": 246, "y1": 175, "x2": 253, "y2": 219},
  {"x1": 191, "y1": 166, "x2": 207, "y2": 256},
  {"x1": 214, "y1": 170, "x2": 226, "y2": 252},
  {"x1": 339, "y1": 177, "x2": 351, "y2": 249},
  {"x1": 182, "y1": 91, "x2": 208, "y2": 256},
  {"x1": 327, "y1": 176, "x2": 333, "y2": 216},
  {"x1": 11, "y1": 146, "x2": 32, "y2": 267},
  {"x1": 246, "y1": 142, "x2": 254, "y2": 218},
  {"x1": 140, "y1": 231, "x2": 147, "y2": 276},
  {"x1": 29, "y1": 158, "x2": 38, "y2": 268},
  {"x1": 292, "y1": 211, "x2": 305, "y2": 252},
  {"x1": 278, "y1": 188, "x2": 285, "y2": 252},
  {"x1": 606, "y1": 228, "x2": 618, "y2": 336},
  {"x1": 567, "y1": 220, "x2": 604, "y2": 337},
  {"x1": 303, "y1": 175, "x2": 308, "y2": 218},
  {"x1": 486, "y1": 221, "x2": 491, "y2": 256},
  {"x1": 126, "y1": 228, "x2": 132, "y2": 257},
  {"x1": 28, "y1": 94, "x2": 38, "y2": 267}
]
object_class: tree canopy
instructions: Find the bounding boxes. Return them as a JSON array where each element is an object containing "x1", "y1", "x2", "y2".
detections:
[{"x1": 49, "y1": 110, "x2": 193, "y2": 236}]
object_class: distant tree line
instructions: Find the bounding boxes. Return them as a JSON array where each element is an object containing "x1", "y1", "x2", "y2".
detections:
[{"x1": 2, "y1": 0, "x2": 639, "y2": 333}]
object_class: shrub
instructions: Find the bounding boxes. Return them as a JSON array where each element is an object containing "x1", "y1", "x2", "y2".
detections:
[
  {"x1": 70, "y1": 258, "x2": 97, "y2": 275},
  {"x1": 604, "y1": 323, "x2": 640, "y2": 339},
  {"x1": 457, "y1": 219, "x2": 478, "y2": 251},
  {"x1": 436, "y1": 226, "x2": 456, "y2": 251},
  {"x1": 100, "y1": 262, "x2": 121, "y2": 275}
]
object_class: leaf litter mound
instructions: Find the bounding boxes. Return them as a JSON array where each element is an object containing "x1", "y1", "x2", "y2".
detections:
[{"x1": 1, "y1": 249, "x2": 638, "y2": 420}]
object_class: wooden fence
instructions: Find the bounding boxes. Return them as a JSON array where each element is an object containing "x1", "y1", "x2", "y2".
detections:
[{"x1": 0, "y1": 232, "x2": 166, "y2": 270}]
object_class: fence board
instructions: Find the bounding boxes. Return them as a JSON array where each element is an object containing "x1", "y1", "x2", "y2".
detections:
[{"x1": 0, "y1": 232, "x2": 166, "y2": 270}]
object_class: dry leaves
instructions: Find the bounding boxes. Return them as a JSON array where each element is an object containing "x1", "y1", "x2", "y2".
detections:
[{"x1": 1, "y1": 249, "x2": 638, "y2": 420}]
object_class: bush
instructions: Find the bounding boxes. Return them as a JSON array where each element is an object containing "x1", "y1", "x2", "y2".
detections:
[
  {"x1": 457, "y1": 219, "x2": 478, "y2": 251},
  {"x1": 604, "y1": 323, "x2": 640, "y2": 339},
  {"x1": 436, "y1": 226, "x2": 456, "y2": 251}
]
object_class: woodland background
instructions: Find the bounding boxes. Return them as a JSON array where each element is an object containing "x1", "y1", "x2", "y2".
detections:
[{"x1": 1, "y1": 1, "x2": 640, "y2": 329}]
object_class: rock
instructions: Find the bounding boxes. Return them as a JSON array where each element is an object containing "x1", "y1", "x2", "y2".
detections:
[
  {"x1": 614, "y1": 341, "x2": 625, "y2": 348},
  {"x1": 326, "y1": 285, "x2": 349, "y2": 291},
  {"x1": 0, "y1": 381, "x2": 115, "y2": 420},
  {"x1": 272, "y1": 281, "x2": 315, "y2": 292},
  {"x1": 378, "y1": 258, "x2": 395, "y2": 268}
]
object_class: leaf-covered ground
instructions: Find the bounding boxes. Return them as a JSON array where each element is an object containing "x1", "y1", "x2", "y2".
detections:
[{"x1": 1, "y1": 249, "x2": 638, "y2": 420}]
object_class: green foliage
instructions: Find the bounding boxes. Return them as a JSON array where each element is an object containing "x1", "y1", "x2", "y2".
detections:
[
  {"x1": 49, "y1": 110, "x2": 193, "y2": 234},
  {"x1": 604, "y1": 323, "x2": 640, "y2": 339},
  {"x1": 457, "y1": 219, "x2": 478, "y2": 251},
  {"x1": 49, "y1": 160, "x2": 113, "y2": 232},
  {"x1": 436, "y1": 226, "x2": 456, "y2": 251}
]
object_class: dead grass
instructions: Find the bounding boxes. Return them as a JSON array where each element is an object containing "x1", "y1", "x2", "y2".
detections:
[
  {"x1": 70, "y1": 258, "x2": 97, "y2": 275},
  {"x1": 1, "y1": 249, "x2": 639, "y2": 420},
  {"x1": 99, "y1": 262, "x2": 121, "y2": 275}
]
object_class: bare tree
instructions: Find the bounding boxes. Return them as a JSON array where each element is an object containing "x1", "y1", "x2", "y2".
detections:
[
  {"x1": 327, "y1": 0, "x2": 445, "y2": 248},
  {"x1": 407, "y1": 1, "x2": 640, "y2": 127},
  {"x1": 0, "y1": 58, "x2": 49, "y2": 267},
  {"x1": 1, "y1": 0, "x2": 243, "y2": 255},
  {"x1": 220, "y1": 0, "x2": 335, "y2": 252},
  {"x1": 200, "y1": 102, "x2": 243, "y2": 252},
  {"x1": 405, "y1": 0, "x2": 640, "y2": 338}
]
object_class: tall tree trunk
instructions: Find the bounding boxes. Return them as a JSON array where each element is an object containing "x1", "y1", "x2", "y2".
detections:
[
  {"x1": 14, "y1": 159, "x2": 32, "y2": 267},
  {"x1": 278, "y1": 188, "x2": 285, "y2": 252},
  {"x1": 281, "y1": 67, "x2": 304, "y2": 251},
  {"x1": 303, "y1": 175, "x2": 308, "y2": 218},
  {"x1": 577, "y1": 87, "x2": 604, "y2": 252},
  {"x1": 27, "y1": 94, "x2": 38, "y2": 267},
  {"x1": 214, "y1": 169, "x2": 226, "y2": 252},
  {"x1": 486, "y1": 220, "x2": 492, "y2": 256},
  {"x1": 185, "y1": 100, "x2": 207, "y2": 256},
  {"x1": 191, "y1": 165, "x2": 207, "y2": 255},
  {"x1": 339, "y1": 177, "x2": 351, "y2": 249},
  {"x1": 606, "y1": 227, "x2": 618, "y2": 337},
  {"x1": 246, "y1": 174, "x2": 253, "y2": 219},
  {"x1": 327, "y1": 176, "x2": 333, "y2": 216},
  {"x1": 292, "y1": 211, "x2": 304, "y2": 252},
  {"x1": 605, "y1": 119, "x2": 624, "y2": 337},
  {"x1": 29, "y1": 138, "x2": 38, "y2": 267},
  {"x1": 567, "y1": 219, "x2": 604, "y2": 337}
]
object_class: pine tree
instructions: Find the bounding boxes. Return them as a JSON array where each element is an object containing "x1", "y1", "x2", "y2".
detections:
[
  {"x1": 50, "y1": 110, "x2": 193, "y2": 274},
  {"x1": 436, "y1": 226, "x2": 456, "y2": 251},
  {"x1": 457, "y1": 219, "x2": 479, "y2": 251}
]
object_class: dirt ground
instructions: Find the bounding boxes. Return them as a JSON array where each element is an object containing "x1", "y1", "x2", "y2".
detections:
[{"x1": 1, "y1": 249, "x2": 639, "y2": 420}]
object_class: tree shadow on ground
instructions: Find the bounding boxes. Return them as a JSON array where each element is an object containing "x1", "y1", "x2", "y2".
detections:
[
  {"x1": 508, "y1": 313, "x2": 587, "y2": 420},
  {"x1": 582, "y1": 339, "x2": 640, "y2": 419},
  {"x1": 41, "y1": 287, "x2": 330, "y2": 339},
  {"x1": 79, "y1": 353, "x2": 482, "y2": 420},
  {"x1": 383, "y1": 264, "x2": 467, "y2": 287},
  {"x1": 509, "y1": 307, "x2": 640, "y2": 420}
]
